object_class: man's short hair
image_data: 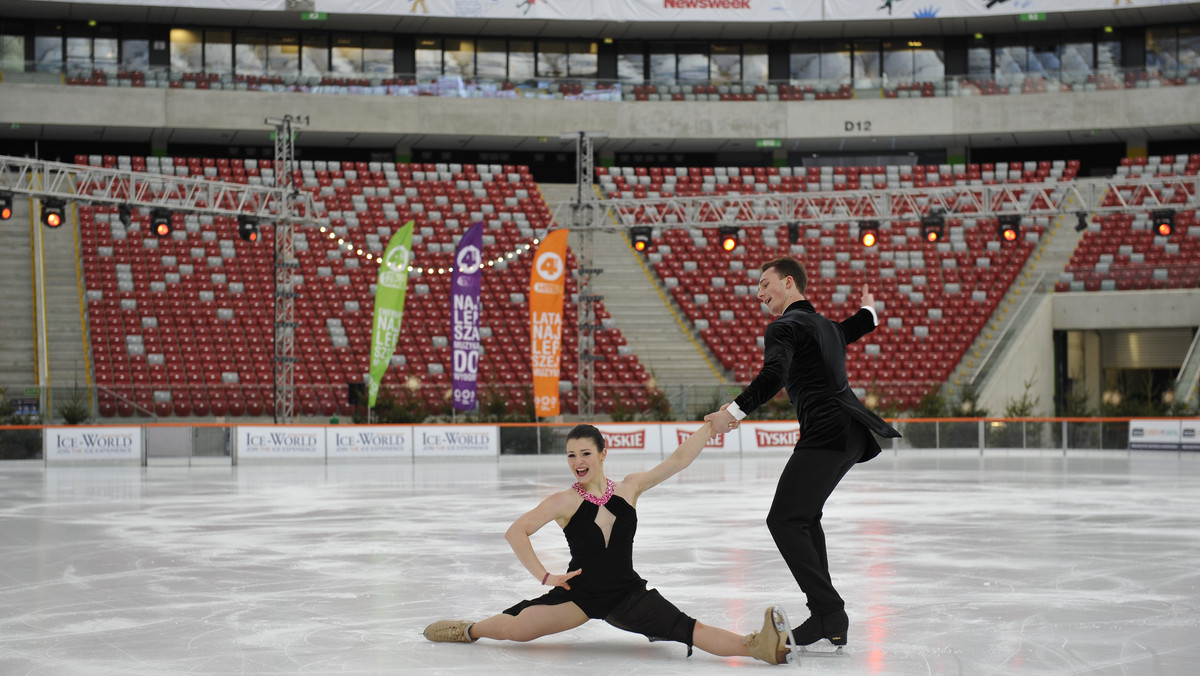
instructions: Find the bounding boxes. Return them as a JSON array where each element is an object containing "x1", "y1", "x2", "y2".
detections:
[{"x1": 761, "y1": 257, "x2": 808, "y2": 294}]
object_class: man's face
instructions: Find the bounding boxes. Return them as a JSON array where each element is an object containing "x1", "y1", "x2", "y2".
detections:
[{"x1": 757, "y1": 267, "x2": 792, "y2": 316}]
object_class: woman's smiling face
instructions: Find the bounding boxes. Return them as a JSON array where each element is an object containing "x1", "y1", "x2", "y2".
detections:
[{"x1": 566, "y1": 437, "x2": 605, "y2": 483}]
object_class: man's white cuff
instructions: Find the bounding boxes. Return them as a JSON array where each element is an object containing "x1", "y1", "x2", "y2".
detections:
[
  {"x1": 726, "y1": 401, "x2": 747, "y2": 421},
  {"x1": 863, "y1": 305, "x2": 878, "y2": 326}
]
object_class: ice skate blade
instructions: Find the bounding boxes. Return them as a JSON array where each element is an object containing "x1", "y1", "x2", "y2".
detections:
[{"x1": 798, "y1": 641, "x2": 847, "y2": 656}]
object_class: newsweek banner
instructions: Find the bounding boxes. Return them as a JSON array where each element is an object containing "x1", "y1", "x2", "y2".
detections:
[
  {"x1": 59, "y1": 0, "x2": 1197, "y2": 21},
  {"x1": 414, "y1": 425, "x2": 500, "y2": 457},
  {"x1": 822, "y1": 0, "x2": 1189, "y2": 21},
  {"x1": 592, "y1": 423, "x2": 667, "y2": 456},
  {"x1": 1181, "y1": 419, "x2": 1200, "y2": 451},
  {"x1": 327, "y1": 425, "x2": 413, "y2": 458},
  {"x1": 44, "y1": 426, "x2": 143, "y2": 463},
  {"x1": 1127, "y1": 419, "x2": 1181, "y2": 450},
  {"x1": 739, "y1": 421, "x2": 802, "y2": 453},
  {"x1": 237, "y1": 426, "x2": 326, "y2": 460},
  {"x1": 661, "y1": 422, "x2": 736, "y2": 453}
]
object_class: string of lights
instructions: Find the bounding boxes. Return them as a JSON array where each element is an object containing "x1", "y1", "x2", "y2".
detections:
[{"x1": 315, "y1": 223, "x2": 542, "y2": 274}]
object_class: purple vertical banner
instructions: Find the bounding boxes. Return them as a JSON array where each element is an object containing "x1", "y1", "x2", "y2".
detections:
[{"x1": 451, "y1": 222, "x2": 484, "y2": 411}]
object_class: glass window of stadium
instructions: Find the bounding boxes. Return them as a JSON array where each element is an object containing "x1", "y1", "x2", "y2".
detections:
[
  {"x1": 789, "y1": 42, "x2": 852, "y2": 84},
  {"x1": 744, "y1": 44, "x2": 768, "y2": 83},
  {"x1": 509, "y1": 41, "x2": 534, "y2": 81},
  {"x1": 538, "y1": 41, "x2": 566, "y2": 78},
  {"x1": 444, "y1": 38, "x2": 474, "y2": 78},
  {"x1": 170, "y1": 29, "x2": 202, "y2": 73},
  {"x1": 568, "y1": 41, "x2": 597, "y2": 78},
  {"x1": 415, "y1": 37, "x2": 441, "y2": 78},
  {"x1": 710, "y1": 44, "x2": 740, "y2": 84},
  {"x1": 677, "y1": 43, "x2": 707, "y2": 82},
  {"x1": 967, "y1": 35, "x2": 991, "y2": 78},
  {"x1": 94, "y1": 27, "x2": 118, "y2": 75},
  {"x1": 790, "y1": 44, "x2": 819, "y2": 81},
  {"x1": 332, "y1": 34, "x2": 363, "y2": 74},
  {"x1": 362, "y1": 35, "x2": 391, "y2": 75},
  {"x1": 66, "y1": 27, "x2": 91, "y2": 75},
  {"x1": 0, "y1": 28, "x2": 24, "y2": 71},
  {"x1": 1060, "y1": 32, "x2": 1095, "y2": 79},
  {"x1": 882, "y1": 39, "x2": 945, "y2": 83},
  {"x1": 649, "y1": 43, "x2": 675, "y2": 82},
  {"x1": 853, "y1": 39, "x2": 881, "y2": 87},
  {"x1": 302, "y1": 33, "x2": 328, "y2": 75},
  {"x1": 477, "y1": 39, "x2": 506, "y2": 79},
  {"x1": 236, "y1": 32, "x2": 267, "y2": 75},
  {"x1": 268, "y1": 32, "x2": 299, "y2": 74},
  {"x1": 822, "y1": 43, "x2": 852, "y2": 84},
  {"x1": 617, "y1": 42, "x2": 645, "y2": 83},
  {"x1": 1148, "y1": 25, "x2": 1200, "y2": 74},
  {"x1": 206, "y1": 30, "x2": 232, "y2": 75}
]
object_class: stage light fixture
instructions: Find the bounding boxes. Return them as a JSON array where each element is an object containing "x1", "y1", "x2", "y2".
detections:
[
  {"x1": 921, "y1": 212, "x2": 944, "y2": 243},
  {"x1": 630, "y1": 226, "x2": 651, "y2": 252},
  {"x1": 787, "y1": 222, "x2": 801, "y2": 245},
  {"x1": 718, "y1": 226, "x2": 740, "y2": 252},
  {"x1": 998, "y1": 214, "x2": 1021, "y2": 242},
  {"x1": 0, "y1": 191, "x2": 12, "y2": 220},
  {"x1": 150, "y1": 208, "x2": 173, "y2": 238},
  {"x1": 859, "y1": 221, "x2": 879, "y2": 248},
  {"x1": 238, "y1": 214, "x2": 260, "y2": 242},
  {"x1": 1074, "y1": 211, "x2": 1089, "y2": 233},
  {"x1": 118, "y1": 204, "x2": 132, "y2": 228},
  {"x1": 1152, "y1": 210, "x2": 1175, "y2": 237},
  {"x1": 41, "y1": 199, "x2": 65, "y2": 228}
]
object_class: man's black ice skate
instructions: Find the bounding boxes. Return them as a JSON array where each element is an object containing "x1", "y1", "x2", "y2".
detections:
[{"x1": 789, "y1": 608, "x2": 848, "y2": 655}]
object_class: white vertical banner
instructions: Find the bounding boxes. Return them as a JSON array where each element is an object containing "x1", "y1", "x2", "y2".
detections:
[
  {"x1": 326, "y1": 426, "x2": 414, "y2": 459},
  {"x1": 44, "y1": 426, "x2": 143, "y2": 463},
  {"x1": 738, "y1": 420, "x2": 802, "y2": 453},
  {"x1": 236, "y1": 426, "x2": 326, "y2": 460},
  {"x1": 1181, "y1": 419, "x2": 1200, "y2": 451},
  {"x1": 414, "y1": 425, "x2": 500, "y2": 457}
]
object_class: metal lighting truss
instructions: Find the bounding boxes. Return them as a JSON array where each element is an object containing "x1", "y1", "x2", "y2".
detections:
[
  {"x1": 561, "y1": 131, "x2": 606, "y2": 421},
  {"x1": 550, "y1": 175, "x2": 1200, "y2": 230},
  {"x1": 0, "y1": 151, "x2": 317, "y2": 423},
  {"x1": 267, "y1": 114, "x2": 308, "y2": 424},
  {"x1": 0, "y1": 155, "x2": 316, "y2": 220}
]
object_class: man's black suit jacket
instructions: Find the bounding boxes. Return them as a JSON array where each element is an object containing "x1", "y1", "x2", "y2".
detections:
[{"x1": 733, "y1": 300, "x2": 901, "y2": 462}]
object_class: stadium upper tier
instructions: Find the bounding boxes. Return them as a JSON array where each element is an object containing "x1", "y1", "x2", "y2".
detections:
[{"x1": 52, "y1": 65, "x2": 1200, "y2": 101}]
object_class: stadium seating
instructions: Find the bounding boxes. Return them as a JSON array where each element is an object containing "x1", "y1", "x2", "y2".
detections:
[
  {"x1": 75, "y1": 155, "x2": 650, "y2": 418},
  {"x1": 606, "y1": 163, "x2": 1049, "y2": 410},
  {"x1": 1057, "y1": 153, "x2": 1200, "y2": 292}
]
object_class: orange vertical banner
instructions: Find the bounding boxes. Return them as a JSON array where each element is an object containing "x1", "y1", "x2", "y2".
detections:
[{"x1": 529, "y1": 229, "x2": 569, "y2": 417}]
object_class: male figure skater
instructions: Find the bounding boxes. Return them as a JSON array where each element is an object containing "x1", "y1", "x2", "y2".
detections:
[{"x1": 705, "y1": 257, "x2": 900, "y2": 655}]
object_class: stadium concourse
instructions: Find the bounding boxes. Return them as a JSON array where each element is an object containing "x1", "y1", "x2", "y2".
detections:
[{"x1": 1, "y1": 448, "x2": 1199, "y2": 675}]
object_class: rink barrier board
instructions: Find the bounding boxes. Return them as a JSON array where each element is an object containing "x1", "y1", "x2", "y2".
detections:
[{"x1": 18, "y1": 417, "x2": 1200, "y2": 465}]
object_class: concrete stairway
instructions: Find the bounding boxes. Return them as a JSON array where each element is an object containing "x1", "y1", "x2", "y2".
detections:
[
  {"x1": 34, "y1": 200, "x2": 93, "y2": 407},
  {"x1": 539, "y1": 183, "x2": 733, "y2": 417},
  {"x1": 0, "y1": 198, "x2": 37, "y2": 393},
  {"x1": 945, "y1": 211, "x2": 1087, "y2": 400}
]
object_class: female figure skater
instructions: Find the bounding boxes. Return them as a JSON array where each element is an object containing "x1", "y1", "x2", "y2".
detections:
[{"x1": 423, "y1": 422, "x2": 792, "y2": 665}]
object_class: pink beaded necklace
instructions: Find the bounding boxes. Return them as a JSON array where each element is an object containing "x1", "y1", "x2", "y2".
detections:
[{"x1": 573, "y1": 478, "x2": 615, "y2": 506}]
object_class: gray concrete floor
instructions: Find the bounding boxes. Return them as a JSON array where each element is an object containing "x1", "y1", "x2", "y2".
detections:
[{"x1": 1, "y1": 449, "x2": 1198, "y2": 675}]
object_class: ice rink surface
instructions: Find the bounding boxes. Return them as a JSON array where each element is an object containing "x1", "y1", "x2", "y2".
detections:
[{"x1": 2, "y1": 448, "x2": 1199, "y2": 675}]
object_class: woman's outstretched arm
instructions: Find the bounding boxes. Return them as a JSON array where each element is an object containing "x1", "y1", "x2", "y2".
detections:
[
  {"x1": 623, "y1": 421, "x2": 716, "y2": 498},
  {"x1": 504, "y1": 491, "x2": 582, "y2": 589}
]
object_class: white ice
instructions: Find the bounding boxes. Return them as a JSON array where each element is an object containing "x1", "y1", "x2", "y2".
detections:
[{"x1": 2, "y1": 449, "x2": 1199, "y2": 675}]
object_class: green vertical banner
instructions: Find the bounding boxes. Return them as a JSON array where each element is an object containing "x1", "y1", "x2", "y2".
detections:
[{"x1": 367, "y1": 220, "x2": 415, "y2": 408}]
